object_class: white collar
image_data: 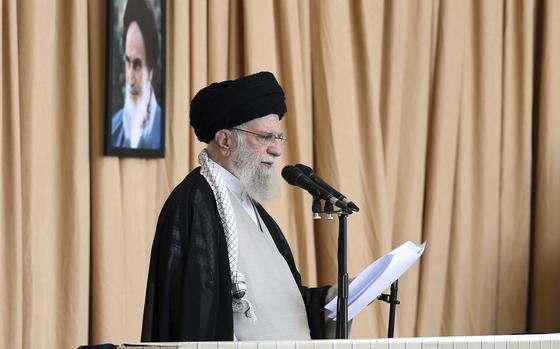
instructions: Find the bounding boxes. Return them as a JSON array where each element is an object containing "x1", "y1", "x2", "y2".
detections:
[{"x1": 215, "y1": 163, "x2": 250, "y2": 203}]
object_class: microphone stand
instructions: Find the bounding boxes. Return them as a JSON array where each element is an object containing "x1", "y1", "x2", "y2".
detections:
[{"x1": 335, "y1": 209, "x2": 350, "y2": 339}]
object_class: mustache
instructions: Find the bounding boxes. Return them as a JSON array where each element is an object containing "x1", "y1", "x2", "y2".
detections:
[
  {"x1": 127, "y1": 84, "x2": 142, "y2": 95},
  {"x1": 259, "y1": 156, "x2": 277, "y2": 164}
]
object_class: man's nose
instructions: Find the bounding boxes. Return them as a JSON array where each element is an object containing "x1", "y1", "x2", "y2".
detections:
[
  {"x1": 126, "y1": 65, "x2": 136, "y2": 84},
  {"x1": 267, "y1": 142, "x2": 282, "y2": 157},
  {"x1": 128, "y1": 73, "x2": 136, "y2": 85}
]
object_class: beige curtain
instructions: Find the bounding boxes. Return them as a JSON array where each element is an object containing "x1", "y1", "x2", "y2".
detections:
[
  {"x1": 2, "y1": 0, "x2": 560, "y2": 348},
  {"x1": 530, "y1": 0, "x2": 560, "y2": 333},
  {"x1": 1, "y1": 0, "x2": 91, "y2": 348}
]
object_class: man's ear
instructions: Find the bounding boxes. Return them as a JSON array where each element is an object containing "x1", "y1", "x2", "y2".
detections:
[
  {"x1": 148, "y1": 69, "x2": 154, "y2": 82},
  {"x1": 214, "y1": 130, "x2": 234, "y2": 156}
]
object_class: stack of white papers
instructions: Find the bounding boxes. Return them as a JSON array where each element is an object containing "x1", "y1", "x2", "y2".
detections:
[{"x1": 325, "y1": 241, "x2": 426, "y2": 320}]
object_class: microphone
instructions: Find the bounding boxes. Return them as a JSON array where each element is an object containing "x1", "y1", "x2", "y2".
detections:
[
  {"x1": 282, "y1": 166, "x2": 350, "y2": 210},
  {"x1": 295, "y1": 164, "x2": 360, "y2": 212}
]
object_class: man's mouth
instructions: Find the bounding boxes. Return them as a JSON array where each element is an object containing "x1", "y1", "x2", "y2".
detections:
[
  {"x1": 128, "y1": 85, "x2": 141, "y2": 96},
  {"x1": 261, "y1": 161, "x2": 274, "y2": 168}
]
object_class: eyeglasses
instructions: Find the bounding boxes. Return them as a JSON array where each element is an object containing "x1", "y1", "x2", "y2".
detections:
[{"x1": 230, "y1": 128, "x2": 288, "y2": 145}]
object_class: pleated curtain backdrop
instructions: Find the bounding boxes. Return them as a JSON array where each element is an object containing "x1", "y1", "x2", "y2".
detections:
[{"x1": 1, "y1": 1, "x2": 560, "y2": 348}]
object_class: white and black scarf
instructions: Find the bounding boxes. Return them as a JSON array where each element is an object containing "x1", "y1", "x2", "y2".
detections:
[{"x1": 198, "y1": 149, "x2": 256, "y2": 320}]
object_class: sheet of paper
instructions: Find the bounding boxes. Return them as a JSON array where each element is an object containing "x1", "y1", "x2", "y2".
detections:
[{"x1": 325, "y1": 241, "x2": 426, "y2": 320}]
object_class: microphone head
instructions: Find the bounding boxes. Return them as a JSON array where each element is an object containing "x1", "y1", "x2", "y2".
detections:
[
  {"x1": 281, "y1": 165, "x2": 298, "y2": 185},
  {"x1": 295, "y1": 163, "x2": 314, "y2": 176},
  {"x1": 282, "y1": 165, "x2": 321, "y2": 196},
  {"x1": 349, "y1": 202, "x2": 360, "y2": 212}
]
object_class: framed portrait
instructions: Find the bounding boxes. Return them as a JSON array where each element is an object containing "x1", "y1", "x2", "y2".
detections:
[{"x1": 105, "y1": 0, "x2": 166, "y2": 158}]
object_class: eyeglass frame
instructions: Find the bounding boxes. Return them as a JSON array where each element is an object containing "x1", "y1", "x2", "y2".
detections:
[{"x1": 230, "y1": 127, "x2": 288, "y2": 145}]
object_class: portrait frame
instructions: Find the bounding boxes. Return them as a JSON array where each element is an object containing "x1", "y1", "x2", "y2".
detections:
[{"x1": 104, "y1": 0, "x2": 166, "y2": 158}]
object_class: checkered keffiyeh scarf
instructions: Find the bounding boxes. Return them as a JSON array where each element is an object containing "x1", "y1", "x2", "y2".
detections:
[{"x1": 198, "y1": 149, "x2": 256, "y2": 320}]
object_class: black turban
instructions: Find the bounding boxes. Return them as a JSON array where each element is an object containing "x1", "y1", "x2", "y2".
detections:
[{"x1": 190, "y1": 72, "x2": 287, "y2": 143}]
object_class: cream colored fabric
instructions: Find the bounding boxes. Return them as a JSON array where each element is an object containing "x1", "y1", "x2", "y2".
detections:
[
  {"x1": 2, "y1": 0, "x2": 560, "y2": 348},
  {"x1": 530, "y1": 0, "x2": 560, "y2": 333},
  {"x1": 1, "y1": 0, "x2": 91, "y2": 348},
  {"x1": 230, "y1": 190, "x2": 311, "y2": 340}
]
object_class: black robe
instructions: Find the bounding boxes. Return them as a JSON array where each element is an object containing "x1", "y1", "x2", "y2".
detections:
[{"x1": 141, "y1": 168, "x2": 330, "y2": 342}]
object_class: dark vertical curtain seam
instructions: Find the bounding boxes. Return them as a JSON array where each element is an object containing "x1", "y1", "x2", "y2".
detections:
[
  {"x1": 416, "y1": 0, "x2": 440, "y2": 336},
  {"x1": 87, "y1": 0, "x2": 93, "y2": 342},
  {"x1": 527, "y1": 0, "x2": 544, "y2": 334}
]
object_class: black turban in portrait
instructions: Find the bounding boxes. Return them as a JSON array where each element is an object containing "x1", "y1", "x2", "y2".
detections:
[{"x1": 189, "y1": 72, "x2": 287, "y2": 143}]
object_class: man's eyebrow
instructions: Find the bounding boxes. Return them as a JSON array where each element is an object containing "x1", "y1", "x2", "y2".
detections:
[{"x1": 258, "y1": 130, "x2": 284, "y2": 136}]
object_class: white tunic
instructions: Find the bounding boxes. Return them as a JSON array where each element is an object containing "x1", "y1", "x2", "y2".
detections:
[{"x1": 228, "y1": 191, "x2": 311, "y2": 340}]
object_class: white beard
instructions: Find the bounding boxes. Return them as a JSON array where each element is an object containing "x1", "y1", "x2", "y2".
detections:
[
  {"x1": 230, "y1": 144, "x2": 279, "y2": 203},
  {"x1": 123, "y1": 83, "x2": 151, "y2": 148}
]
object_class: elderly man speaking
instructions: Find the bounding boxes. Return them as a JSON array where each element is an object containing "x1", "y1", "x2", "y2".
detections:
[{"x1": 141, "y1": 72, "x2": 334, "y2": 342}]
